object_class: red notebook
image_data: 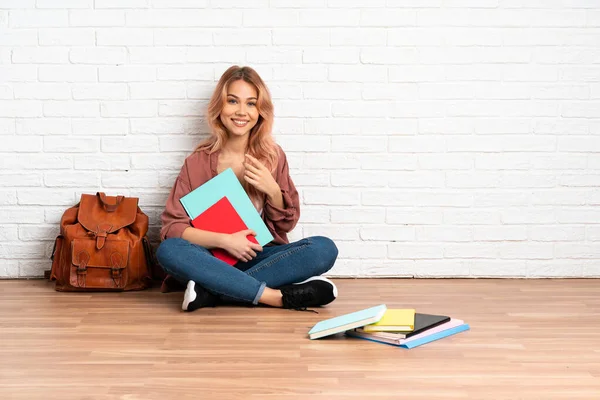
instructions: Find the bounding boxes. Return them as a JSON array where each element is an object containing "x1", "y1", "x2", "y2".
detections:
[{"x1": 190, "y1": 196, "x2": 258, "y2": 265}]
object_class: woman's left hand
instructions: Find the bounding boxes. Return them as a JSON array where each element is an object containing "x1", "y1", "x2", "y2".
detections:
[{"x1": 244, "y1": 154, "x2": 280, "y2": 197}]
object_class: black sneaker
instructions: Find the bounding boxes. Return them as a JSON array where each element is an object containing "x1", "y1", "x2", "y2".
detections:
[
  {"x1": 182, "y1": 280, "x2": 218, "y2": 312},
  {"x1": 280, "y1": 276, "x2": 338, "y2": 311}
]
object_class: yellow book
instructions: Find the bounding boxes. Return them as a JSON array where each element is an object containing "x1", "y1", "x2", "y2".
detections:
[{"x1": 361, "y1": 309, "x2": 416, "y2": 332}]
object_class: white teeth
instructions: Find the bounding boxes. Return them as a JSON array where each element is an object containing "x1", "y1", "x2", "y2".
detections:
[{"x1": 233, "y1": 120, "x2": 248, "y2": 126}]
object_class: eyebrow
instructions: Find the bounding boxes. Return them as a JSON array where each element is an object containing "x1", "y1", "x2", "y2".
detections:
[{"x1": 227, "y1": 94, "x2": 257, "y2": 100}]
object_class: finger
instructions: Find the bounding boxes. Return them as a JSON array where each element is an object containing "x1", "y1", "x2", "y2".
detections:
[
  {"x1": 247, "y1": 249, "x2": 257, "y2": 258},
  {"x1": 250, "y1": 243, "x2": 263, "y2": 252},
  {"x1": 245, "y1": 154, "x2": 265, "y2": 170},
  {"x1": 244, "y1": 161, "x2": 260, "y2": 174},
  {"x1": 244, "y1": 169, "x2": 259, "y2": 180},
  {"x1": 244, "y1": 175, "x2": 259, "y2": 186},
  {"x1": 244, "y1": 229, "x2": 257, "y2": 236}
]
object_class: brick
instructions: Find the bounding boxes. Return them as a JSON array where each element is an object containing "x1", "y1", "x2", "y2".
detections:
[
  {"x1": 444, "y1": 209, "x2": 501, "y2": 225},
  {"x1": 9, "y1": 10, "x2": 68, "y2": 27},
  {"x1": 72, "y1": 84, "x2": 128, "y2": 100},
  {"x1": 0, "y1": 226, "x2": 18, "y2": 241},
  {"x1": 332, "y1": 136, "x2": 386, "y2": 153},
  {"x1": 44, "y1": 136, "x2": 99, "y2": 152},
  {"x1": 272, "y1": 28, "x2": 329, "y2": 46},
  {"x1": 416, "y1": 226, "x2": 472, "y2": 242},
  {"x1": 126, "y1": 9, "x2": 241, "y2": 27},
  {"x1": 0, "y1": 242, "x2": 47, "y2": 259},
  {"x1": 389, "y1": 171, "x2": 445, "y2": 188},
  {"x1": 102, "y1": 135, "x2": 158, "y2": 152},
  {"x1": 360, "y1": 226, "x2": 415, "y2": 241},
  {"x1": 0, "y1": 190, "x2": 17, "y2": 205},
  {"x1": 19, "y1": 225, "x2": 59, "y2": 241},
  {"x1": 272, "y1": 65, "x2": 328, "y2": 82},
  {"x1": 336, "y1": 241, "x2": 387, "y2": 259},
  {"x1": 131, "y1": 154, "x2": 186, "y2": 170},
  {"x1": 12, "y1": 47, "x2": 69, "y2": 63},
  {"x1": 13, "y1": 83, "x2": 71, "y2": 100},
  {"x1": 386, "y1": 209, "x2": 443, "y2": 224},
  {"x1": 330, "y1": 28, "x2": 385, "y2": 45},
  {"x1": 16, "y1": 118, "x2": 70, "y2": 135},
  {"x1": 3, "y1": 136, "x2": 42, "y2": 152},
  {"x1": 44, "y1": 171, "x2": 99, "y2": 187},
  {"x1": 359, "y1": 154, "x2": 417, "y2": 170},
  {"x1": 101, "y1": 171, "x2": 158, "y2": 188},
  {"x1": 73, "y1": 154, "x2": 130, "y2": 170},
  {"x1": 303, "y1": 188, "x2": 359, "y2": 206},
  {"x1": 304, "y1": 224, "x2": 360, "y2": 241},
  {"x1": 298, "y1": 206, "x2": 329, "y2": 223},
  {"x1": 362, "y1": 190, "x2": 414, "y2": 207},
  {"x1": 158, "y1": 101, "x2": 206, "y2": 117},
  {"x1": 153, "y1": 28, "x2": 212, "y2": 46},
  {"x1": 0, "y1": 207, "x2": 44, "y2": 223},
  {"x1": 0, "y1": 66, "x2": 37, "y2": 82},
  {"x1": 213, "y1": 29, "x2": 271, "y2": 46},
  {"x1": 100, "y1": 101, "x2": 157, "y2": 117},
  {"x1": 18, "y1": 189, "x2": 75, "y2": 205},
  {"x1": 39, "y1": 66, "x2": 97, "y2": 82},
  {"x1": 96, "y1": 28, "x2": 153, "y2": 45},
  {"x1": 413, "y1": 260, "x2": 470, "y2": 278},
  {"x1": 5, "y1": 154, "x2": 71, "y2": 169},
  {"x1": 0, "y1": 173, "x2": 41, "y2": 186},
  {"x1": 474, "y1": 226, "x2": 527, "y2": 241},
  {"x1": 277, "y1": 135, "x2": 330, "y2": 152},
  {"x1": 128, "y1": 47, "x2": 187, "y2": 64},
  {"x1": 38, "y1": 28, "x2": 95, "y2": 45},
  {"x1": 331, "y1": 171, "x2": 388, "y2": 187},
  {"x1": 129, "y1": 83, "x2": 186, "y2": 99},
  {"x1": 72, "y1": 118, "x2": 128, "y2": 135},
  {"x1": 43, "y1": 101, "x2": 99, "y2": 117},
  {"x1": 329, "y1": 65, "x2": 387, "y2": 82},
  {"x1": 389, "y1": 243, "x2": 443, "y2": 259},
  {"x1": 243, "y1": 9, "x2": 298, "y2": 26},
  {"x1": 69, "y1": 47, "x2": 126, "y2": 64}
]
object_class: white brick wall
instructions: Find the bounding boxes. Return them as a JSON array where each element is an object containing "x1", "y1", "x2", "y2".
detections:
[{"x1": 1, "y1": 1, "x2": 599, "y2": 278}]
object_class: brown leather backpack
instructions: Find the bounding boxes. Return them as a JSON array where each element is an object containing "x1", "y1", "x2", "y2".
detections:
[{"x1": 48, "y1": 192, "x2": 153, "y2": 291}]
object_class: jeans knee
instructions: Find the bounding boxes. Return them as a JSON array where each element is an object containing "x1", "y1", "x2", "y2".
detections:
[
  {"x1": 156, "y1": 237, "x2": 185, "y2": 266},
  {"x1": 310, "y1": 236, "x2": 338, "y2": 274}
]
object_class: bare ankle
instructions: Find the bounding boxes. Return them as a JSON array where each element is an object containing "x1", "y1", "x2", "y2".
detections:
[{"x1": 258, "y1": 287, "x2": 283, "y2": 308}]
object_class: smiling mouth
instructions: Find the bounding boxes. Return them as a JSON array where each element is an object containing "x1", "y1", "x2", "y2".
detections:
[{"x1": 232, "y1": 119, "x2": 249, "y2": 127}]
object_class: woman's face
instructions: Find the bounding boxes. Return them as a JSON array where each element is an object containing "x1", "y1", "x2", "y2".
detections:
[{"x1": 220, "y1": 79, "x2": 259, "y2": 139}]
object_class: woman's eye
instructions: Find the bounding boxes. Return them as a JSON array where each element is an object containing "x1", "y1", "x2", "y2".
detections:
[
  {"x1": 228, "y1": 99, "x2": 237, "y2": 104},
  {"x1": 248, "y1": 102, "x2": 256, "y2": 107}
]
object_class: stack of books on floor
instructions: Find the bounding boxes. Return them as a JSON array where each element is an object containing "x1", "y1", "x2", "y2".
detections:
[{"x1": 308, "y1": 304, "x2": 469, "y2": 349}]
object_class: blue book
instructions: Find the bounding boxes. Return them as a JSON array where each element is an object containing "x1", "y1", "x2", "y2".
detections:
[
  {"x1": 308, "y1": 304, "x2": 387, "y2": 340},
  {"x1": 179, "y1": 168, "x2": 273, "y2": 246},
  {"x1": 346, "y1": 323, "x2": 470, "y2": 349}
]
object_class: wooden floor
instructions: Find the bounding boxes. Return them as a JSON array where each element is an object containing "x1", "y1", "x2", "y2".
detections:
[{"x1": 1, "y1": 279, "x2": 599, "y2": 400}]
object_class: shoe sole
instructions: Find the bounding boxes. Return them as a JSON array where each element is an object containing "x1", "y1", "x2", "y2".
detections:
[
  {"x1": 182, "y1": 280, "x2": 197, "y2": 311},
  {"x1": 293, "y1": 276, "x2": 338, "y2": 298}
]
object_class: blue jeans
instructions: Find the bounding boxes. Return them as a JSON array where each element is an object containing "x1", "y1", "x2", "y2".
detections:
[{"x1": 156, "y1": 236, "x2": 338, "y2": 305}]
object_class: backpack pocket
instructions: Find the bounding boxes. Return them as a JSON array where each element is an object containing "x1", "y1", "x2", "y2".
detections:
[{"x1": 69, "y1": 238, "x2": 130, "y2": 290}]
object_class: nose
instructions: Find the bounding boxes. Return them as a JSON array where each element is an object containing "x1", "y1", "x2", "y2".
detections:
[{"x1": 235, "y1": 103, "x2": 247, "y2": 116}]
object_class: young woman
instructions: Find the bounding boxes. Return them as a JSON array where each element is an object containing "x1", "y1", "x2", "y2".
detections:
[{"x1": 156, "y1": 66, "x2": 339, "y2": 312}]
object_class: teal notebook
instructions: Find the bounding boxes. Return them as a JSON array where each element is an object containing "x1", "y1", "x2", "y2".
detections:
[
  {"x1": 179, "y1": 168, "x2": 273, "y2": 246},
  {"x1": 308, "y1": 304, "x2": 387, "y2": 340}
]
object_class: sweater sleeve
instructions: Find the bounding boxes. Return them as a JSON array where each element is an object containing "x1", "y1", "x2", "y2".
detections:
[
  {"x1": 263, "y1": 147, "x2": 300, "y2": 236},
  {"x1": 160, "y1": 163, "x2": 193, "y2": 241}
]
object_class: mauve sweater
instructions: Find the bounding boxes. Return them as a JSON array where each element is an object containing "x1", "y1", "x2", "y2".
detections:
[{"x1": 160, "y1": 144, "x2": 300, "y2": 246}]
